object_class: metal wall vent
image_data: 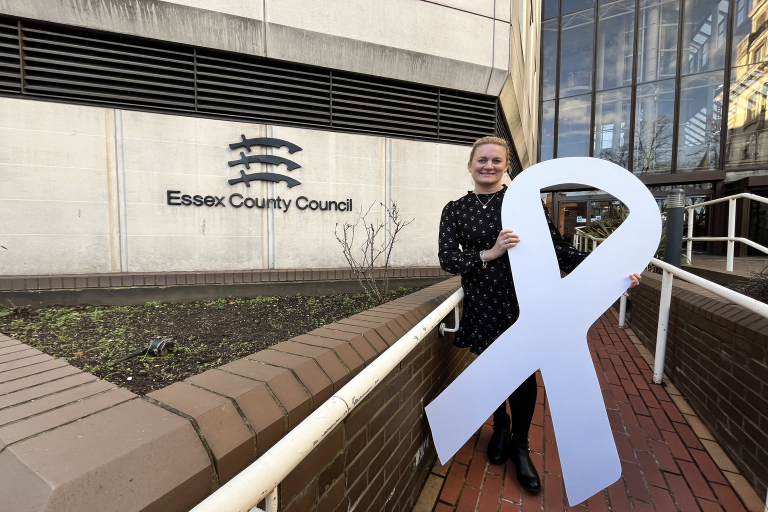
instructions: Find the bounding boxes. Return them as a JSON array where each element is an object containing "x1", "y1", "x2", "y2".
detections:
[
  {"x1": 2, "y1": 15, "x2": 515, "y2": 149},
  {"x1": 0, "y1": 17, "x2": 19, "y2": 93}
]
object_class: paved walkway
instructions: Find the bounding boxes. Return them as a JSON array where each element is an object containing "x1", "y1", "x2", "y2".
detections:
[
  {"x1": 686, "y1": 254, "x2": 768, "y2": 278},
  {"x1": 412, "y1": 311, "x2": 764, "y2": 512}
]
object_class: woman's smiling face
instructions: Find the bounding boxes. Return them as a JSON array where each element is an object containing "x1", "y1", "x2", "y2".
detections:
[{"x1": 468, "y1": 143, "x2": 508, "y2": 192}]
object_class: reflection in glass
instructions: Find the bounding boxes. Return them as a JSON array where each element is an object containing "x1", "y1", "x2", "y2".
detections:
[
  {"x1": 686, "y1": 197, "x2": 710, "y2": 251},
  {"x1": 590, "y1": 200, "x2": 623, "y2": 223},
  {"x1": 560, "y1": 12, "x2": 595, "y2": 97},
  {"x1": 558, "y1": 201, "x2": 588, "y2": 243},
  {"x1": 637, "y1": 0, "x2": 679, "y2": 83},
  {"x1": 677, "y1": 71, "x2": 724, "y2": 170},
  {"x1": 748, "y1": 186, "x2": 768, "y2": 253},
  {"x1": 544, "y1": 0, "x2": 559, "y2": 19},
  {"x1": 541, "y1": 100, "x2": 556, "y2": 161},
  {"x1": 542, "y1": 20, "x2": 559, "y2": 100},
  {"x1": 594, "y1": 88, "x2": 632, "y2": 167},
  {"x1": 682, "y1": 0, "x2": 728, "y2": 74},
  {"x1": 725, "y1": 63, "x2": 768, "y2": 168},
  {"x1": 633, "y1": 80, "x2": 676, "y2": 174},
  {"x1": 732, "y1": 0, "x2": 768, "y2": 67},
  {"x1": 558, "y1": 94, "x2": 593, "y2": 157},
  {"x1": 563, "y1": 0, "x2": 596, "y2": 15},
  {"x1": 596, "y1": 0, "x2": 635, "y2": 90}
]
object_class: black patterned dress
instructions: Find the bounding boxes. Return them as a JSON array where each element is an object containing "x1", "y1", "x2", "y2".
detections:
[{"x1": 438, "y1": 185, "x2": 588, "y2": 355}]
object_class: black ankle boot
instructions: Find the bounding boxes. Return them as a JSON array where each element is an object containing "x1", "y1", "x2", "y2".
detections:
[
  {"x1": 509, "y1": 436, "x2": 541, "y2": 493},
  {"x1": 487, "y1": 424, "x2": 509, "y2": 465}
]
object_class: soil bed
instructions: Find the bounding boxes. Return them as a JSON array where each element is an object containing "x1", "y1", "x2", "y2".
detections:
[{"x1": 0, "y1": 287, "x2": 423, "y2": 395}]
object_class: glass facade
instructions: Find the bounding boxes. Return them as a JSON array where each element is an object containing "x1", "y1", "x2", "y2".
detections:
[{"x1": 538, "y1": 0, "x2": 768, "y2": 174}]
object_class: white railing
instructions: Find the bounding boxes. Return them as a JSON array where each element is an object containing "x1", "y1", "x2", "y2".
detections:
[
  {"x1": 190, "y1": 288, "x2": 465, "y2": 512},
  {"x1": 573, "y1": 227, "x2": 604, "y2": 253},
  {"x1": 685, "y1": 193, "x2": 768, "y2": 272},
  {"x1": 648, "y1": 258, "x2": 768, "y2": 383},
  {"x1": 570, "y1": 230, "x2": 768, "y2": 381}
]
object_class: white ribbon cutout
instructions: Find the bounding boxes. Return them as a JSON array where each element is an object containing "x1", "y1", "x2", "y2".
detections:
[{"x1": 425, "y1": 158, "x2": 662, "y2": 506}]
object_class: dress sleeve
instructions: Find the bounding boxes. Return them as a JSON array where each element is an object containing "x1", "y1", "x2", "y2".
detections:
[
  {"x1": 438, "y1": 200, "x2": 481, "y2": 275},
  {"x1": 544, "y1": 202, "x2": 589, "y2": 273}
]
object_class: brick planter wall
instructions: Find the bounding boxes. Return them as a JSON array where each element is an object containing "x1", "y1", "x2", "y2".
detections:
[
  {"x1": 0, "y1": 277, "x2": 470, "y2": 512},
  {"x1": 629, "y1": 271, "x2": 768, "y2": 493}
]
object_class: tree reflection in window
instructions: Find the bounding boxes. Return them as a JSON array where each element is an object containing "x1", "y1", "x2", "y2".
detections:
[{"x1": 633, "y1": 80, "x2": 676, "y2": 173}]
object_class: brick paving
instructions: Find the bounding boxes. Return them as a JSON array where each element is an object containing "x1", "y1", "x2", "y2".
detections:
[{"x1": 414, "y1": 311, "x2": 759, "y2": 512}]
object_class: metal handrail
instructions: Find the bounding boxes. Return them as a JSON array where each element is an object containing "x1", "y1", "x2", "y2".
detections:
[
  {"x1": 190, "y1": 288, "x2": 465, "y2": 512},
  {"x1": 685, "y1": 193, "x2": 768, "y2": 271},
  {"x1": 573, "y1": 227, "x2": 604, "y2": 253},
  {"x1": 645, "y1": 257, "x2": 768, "y2": 383}
]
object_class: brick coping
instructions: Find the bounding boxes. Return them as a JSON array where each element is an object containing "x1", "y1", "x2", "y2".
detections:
[
  {"x1": 0, "y1": 278, "x2": 461, "y2": 511},
  {"x1": 0, "y1": 266, "x2": 451, "y2": 292},
  {"x1": 411, "y1": 310, "x2": 764, "y2": 512}
]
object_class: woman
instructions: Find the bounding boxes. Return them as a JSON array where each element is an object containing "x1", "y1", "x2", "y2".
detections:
[{"x1": 437, "y1": 136, "x2": 640, "y2": 494}]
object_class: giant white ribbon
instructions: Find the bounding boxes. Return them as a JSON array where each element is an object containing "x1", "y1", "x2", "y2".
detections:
[{"x1": 425, "y1": 158, "x2": 661, "y2": 506}]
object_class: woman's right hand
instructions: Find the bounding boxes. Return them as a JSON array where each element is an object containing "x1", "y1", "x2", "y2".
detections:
[{"x1": 485, "y1": 229, "x2": 519, "y2": 261}]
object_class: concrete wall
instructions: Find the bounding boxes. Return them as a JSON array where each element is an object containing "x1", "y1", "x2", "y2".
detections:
[
  {"x1": 0, "y1": 0, "x2": 541, "y2": 175},
  {"x1": 0, "y1": 97, "x2": 493, "y2": 275}
]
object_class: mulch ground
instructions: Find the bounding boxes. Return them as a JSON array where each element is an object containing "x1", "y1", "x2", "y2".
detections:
[{"x1": 0, "y1": 287, "x2": 421, "y2": 395}]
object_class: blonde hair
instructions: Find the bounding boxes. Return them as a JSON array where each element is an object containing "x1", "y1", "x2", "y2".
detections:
[{"x1": 469, "y1": 136, "x2": 509, "y2": 163}]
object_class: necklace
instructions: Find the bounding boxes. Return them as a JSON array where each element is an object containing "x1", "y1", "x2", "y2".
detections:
[{"x1": 474, "y1": 191, "x2": 498, "y2": 209}]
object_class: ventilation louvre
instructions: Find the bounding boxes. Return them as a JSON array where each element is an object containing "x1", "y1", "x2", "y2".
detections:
[
  {"x1": 0, "y1": 18, "x2": 19, "y2": 93},
  {"x1": 332, "y1": 72, "x2": 440, "y2": 138},
  {"x1": 196, "y1": 50, "x2": 331, "y2": 126},
  {"x1": 21, "y1": 23, "x2": 195, "y2": 111},
  {"x1": 0, "y1": 14, "x2": 516, "y2": 165}
]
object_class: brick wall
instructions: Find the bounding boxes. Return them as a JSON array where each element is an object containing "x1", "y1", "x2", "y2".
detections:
[
  {"x1": 0, "y1": 277, "x2": 471, "y2": 512},
  {"x1": 629, "y1": 272, "x2": 768, "y2": 493},
  {"x1": 0, "y1": 266, "x2": 450, "y2": 291}
]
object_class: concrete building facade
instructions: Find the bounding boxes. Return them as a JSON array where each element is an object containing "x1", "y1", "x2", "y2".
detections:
[{"x1": 0, "y1": 0, "x2": 541, "y2": 277}]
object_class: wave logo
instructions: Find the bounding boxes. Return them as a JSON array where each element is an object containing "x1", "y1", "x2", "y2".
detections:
[{"x1": 226, "y1": 135, "x2": 303, "y2": 188}]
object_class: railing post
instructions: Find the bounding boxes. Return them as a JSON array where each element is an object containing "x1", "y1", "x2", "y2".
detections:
[
  {"x1": 686, "y1": 206, "x2": 694, "y2": 264},
  {"x1": 249, "y1": 487, "x2": 278, "y2": 512},
  {"x1": 265, "y1": 488, "x2": 278, "y2": 512},
  {"x1": 664, "y1": 189, "x2": 685, "y2": 268},
  {"x1": 618, "y1": 294, "x2": 627, "y2": 328},
  {"x1": 653, "y1": 269, "x2": 674, "y2": 384},
  {"x1": 727, "y1": 197, "x2": 736, "y2": 272},
  {"x1": 764, "y1": 485, "x2": 767, "y2": 512}
]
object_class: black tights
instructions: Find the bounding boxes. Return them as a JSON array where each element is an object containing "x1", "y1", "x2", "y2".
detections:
[{"x1": 492, "y1": 372, "x2": 538, "y2": 442}]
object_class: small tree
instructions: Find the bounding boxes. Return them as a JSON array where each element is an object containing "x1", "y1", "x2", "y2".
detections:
[{"x1": 335, "y1": 201, "x2": 414, "y2": 304}]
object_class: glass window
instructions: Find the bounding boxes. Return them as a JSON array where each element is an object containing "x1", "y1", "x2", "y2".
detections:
[
  {"x1": 677, "y1": 71, "x2": 724, "y2": 170},
  {"x1": 594, "y1": 88, "x2": 632, "y2": 167},
  {"x1": 542, "y1": 19, "x2": 559, "y2": 100},
  {"x1": 596, "y1": 0, "x2": 635, "y2": 90},
  {"x1": 682, "y1": 0, "x2": 728, "y2": 74},
  {"x1": 725, "y1": 63, "x2": 768, "y2": 168},
  {"x1": 541, "y1": 100, "x2": 556, "y2": 160},
  {"x1": 637, "y1": 0, "x2": 680, "y2": 83},
  {"x1": 633, "y1": 79, "x2": 676, "y2": 174},
  {"x1": 558, "y1": 93, "x2": 592, "y2": 157},
  {"x1": 590, "y1": 200, "x2": 624, "y2": 222},
  {"x1": 563, "y1": 0, "x2": 596, "y2": 15},
  {"x1": 560, "y1": 11, "x2": 595, "y2": 97},
  {"x1": 747, "y1": 186, "x2": 768, "y2": 254},
  {"x1": 732, "y1": 0, "x2": 768, "y2": 68},
  {"x1": 544, "y1": 0, "x2": 559, "y2": 19}
]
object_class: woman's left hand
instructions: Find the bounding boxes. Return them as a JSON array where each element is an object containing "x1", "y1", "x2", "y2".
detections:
[{"x1": 623, "y1": 273, "x2": 642, "y2": 296}]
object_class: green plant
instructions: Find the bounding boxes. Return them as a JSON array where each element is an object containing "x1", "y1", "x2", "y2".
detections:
[{"x1": 246, "y1": 296, "x2": 276, "y2": 305}]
